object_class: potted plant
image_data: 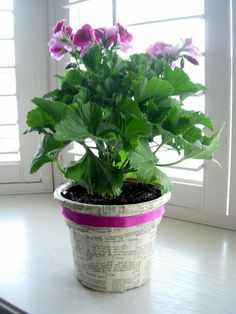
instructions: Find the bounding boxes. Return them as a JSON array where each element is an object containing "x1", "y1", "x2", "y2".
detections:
[{"x1": 25, "y1": 20, "x2": 222, "y2": 292}]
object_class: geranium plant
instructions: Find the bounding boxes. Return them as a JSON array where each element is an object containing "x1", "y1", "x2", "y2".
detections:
[{"x1": 25, "y1": 20, "x2": 222, "y2": 198}]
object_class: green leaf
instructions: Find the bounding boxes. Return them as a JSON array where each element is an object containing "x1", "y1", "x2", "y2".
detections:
[
  {"x1": 155, "y1": 124, "x2": 176, "y2": 145},
  {"x1": 147, "y1": 98, "x2": 180, "y2": 125},
  {"x1": 43, "y1": 89, "x2": 60, "y2": 99},
  {"x1": 177, "y1": 110, "x2": 214, "y2": 131},
  {"x1": 54, "y1": 111, "x2": 90, "y2": 142},
  {"x1": 130, "y1": 138, "x2": 158, "y2": 182},
  {"x1": 165, "y1": 66, "x2": 205, "y2": 96},
  {"x1": 115, "y1": 149, "x2": 129, "y2": 168},
  {"x1": 58, "y1": 82, "x2": 78, "y2": 104},
  {"x1": 96, "y1": 123, "x2": 119, "y2": 139},
  {"x1": 162, "y1": 107, "x2": 214, "y2": 135},
  {"x1": 118, "y1": 98, "x2": 152, "y2": 144},
  {"x1": 64, "y1": 69, "x2": 83, "y2": 86},
  {"x1": 134, "y1": 77, "x2": 173, "y2": 102},
  {"x1": 82, "y1": 45, "x2": 102, "y2": 70},
  {"x1": 26, "y1": 107, "x2": 56, "y2": 129},
  {"x1": 73, "y1": 88, "x2": 88, "y2": 105},
  {"x1": 31, "y1": 98, "x2": 68, "y2": 122},
  {"x1": 55, "y1": 102, "x2": 103, "y2": 142},
  {"x1": 54, "y1": 73, "x2": 65, "y2": 81},
  {"x1": 129, "y1": 138, "x2": 172, "y2": 193},
  {"x1": 152, "y1": 168, "x2": 173, "y2": 194},
  {"x1": 118, "y1": 99, "x2": 142, "y2": 117},
  {"x1": 64, "y1": 149, "x2": 123, "y2": 196},
  {"x1": 43, "y1": 84, "x2": 77, "y2": 104},
  {"x1": 183, "y1": 126, "x2": 224, "y2": 160},
  {"x1": 182, "y1": 126, "x2": 202, "y2": 143},
  {"x1": 77, "y1": 102, "x2": 102, "y2": 135},
  {"x1": 65, "y1": 63, "x2": 78, "y2": 70},
  {"x1": 122, "y1": 116, "x2": 152, "y2": 140},
  {"x1": 30, "y1": 134, "x2": 67, "y2": 173}
]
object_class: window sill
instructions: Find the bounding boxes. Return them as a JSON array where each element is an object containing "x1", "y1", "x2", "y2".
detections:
[{"x1": 0, "y1": 193, "x2": 235, "y2": 314}]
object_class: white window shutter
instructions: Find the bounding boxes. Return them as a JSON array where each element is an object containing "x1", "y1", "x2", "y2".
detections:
[{"x1": 0, "y1": 0, "x2": 53, "y2": 194}]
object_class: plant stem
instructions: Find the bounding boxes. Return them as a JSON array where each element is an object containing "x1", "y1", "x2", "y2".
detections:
[
  {"x1": 122, "y1": 168, "x2": 135, "y2": 174},
  {"x1": 153, "y1": 141, "x2": 164, "y2": 154},
  {"x1": 96, "y1": 140, "x2": 107, "y2": 158},
  {"x1": 120, "y1": 157, "x2": 128, "y2": 170},
  {"x1": 55, "y1": 159, "x2": 65, "y2": 175}
]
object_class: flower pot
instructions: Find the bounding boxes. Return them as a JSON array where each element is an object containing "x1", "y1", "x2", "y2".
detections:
[{"x1": 54, "y1": 182, "x2": 171, "y2": 292}]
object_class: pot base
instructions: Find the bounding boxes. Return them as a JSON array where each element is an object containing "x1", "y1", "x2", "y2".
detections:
[
  {"x1": 68, "y1": 221, "x2": 158, "y2": 292},
  {"x1": 77, "y1": 276, "x2": 149, "y2": 293}
]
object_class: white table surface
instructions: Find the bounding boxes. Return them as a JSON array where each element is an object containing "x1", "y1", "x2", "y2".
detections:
[{"x1": 0, "y1": 193, "x2": 236, "y2": 314}]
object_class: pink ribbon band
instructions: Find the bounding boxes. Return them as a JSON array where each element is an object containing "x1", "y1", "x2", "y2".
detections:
[{"x1": 62, "y1": 206, "x2": 165, "y2": 228}]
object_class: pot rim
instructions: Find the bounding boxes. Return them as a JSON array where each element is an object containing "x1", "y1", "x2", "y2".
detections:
[{"x1": 54, "y1": 182, "x2": 171, "y2": 216}]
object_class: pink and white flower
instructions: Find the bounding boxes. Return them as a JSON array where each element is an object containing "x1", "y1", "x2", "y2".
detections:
[
  {"x1": 146, "y1": 38, "x2": 200, "y2": 66},
  {"x1": 49, "y1": 20, "x2": 73, "y2": 60},
  {"x1": 146, "y1": 42, "x2": 180, "y2": 59},
  {"x1": 95, "y1": 23, "x2": 132, "y2": 51},
  {"x1": 73, "y1": 24, "x2": 95, "y2": 56},
  {"x1": 181, "y1": 38, "x2": 200, "y2": 65}
]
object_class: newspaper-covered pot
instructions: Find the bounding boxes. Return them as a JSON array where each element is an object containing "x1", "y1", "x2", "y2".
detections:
[{"x1": 54, "y1": 182, "x2": 171, "y2": 292}]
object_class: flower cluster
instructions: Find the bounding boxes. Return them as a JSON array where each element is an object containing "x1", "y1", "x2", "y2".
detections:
[
  {"x1": 146, "y1": 38, "x2": 200, "y2": 65},
  {"x1": 26, "y1": 20, "x2": 221, "y2": 198},
  {"x1": 49, "y1": 20, "x2": 133, "y2": 59},
  {"x1": 49, "y1": 20, "x2": 200, "y2": 65}
]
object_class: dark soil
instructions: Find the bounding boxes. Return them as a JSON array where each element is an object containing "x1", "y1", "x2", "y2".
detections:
[{"x1": 61, "y1": 181, "x2": 161, "y2": 205}]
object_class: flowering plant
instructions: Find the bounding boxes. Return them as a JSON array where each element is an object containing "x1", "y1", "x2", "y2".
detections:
[{"x1": 25, "y1": 20, "x2": 222, "y2": 197}]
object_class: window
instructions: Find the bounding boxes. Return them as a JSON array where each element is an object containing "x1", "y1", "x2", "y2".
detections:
[
  {"x1": 0, "y1": 0, "x2": 53, "y2": 193},
  {"x1": 0, "y1": 1, "x2": 20, "y2": 168}
]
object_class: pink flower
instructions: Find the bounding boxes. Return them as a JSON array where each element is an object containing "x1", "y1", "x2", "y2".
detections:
[
  {"x1": 95, "y1": 27, "x2": 118, "y2": 47},
  {"x1": 95, "y1": 23, "x2": 132, "y2": 52},
  {"x1": 53, "y1": 19, "x2": 65, "y2": 34},
  {"x1": 49, "y1": 31, "x2": 73, "y2": 60},
  {"x1": 73, "y1": 24, "x2": 95, "y2": 56},
  {"x1": 65, "y1": 25, "x2": 73, "y2": 38},
  {"x1": 183, "y1": 38, "x2": 200, "y2": 57},
  {"x1": 181, "y1": 38, "x2": 200, "y2": 65},
  {"x1": 49, "y1": 20, "x2": 73, "y2": 60},
  {"x1": 146, "y1": 42, "x2": 180, "y2": 59},
  {"x1": 49, "y1": 44, "x2": 66, "y2": 61},
  {"x1": 116, "y1": 23, "x2": 133, "y2": 52},
  {"x1": 146, "y1": 38, "x2": 200, "y2": 66},
  {"x1": 116, "y1": 23, "x2": 132, "y2": 44},
  {"x1": 94, "y1": 27, "x2": 105, "y2": 43}
]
